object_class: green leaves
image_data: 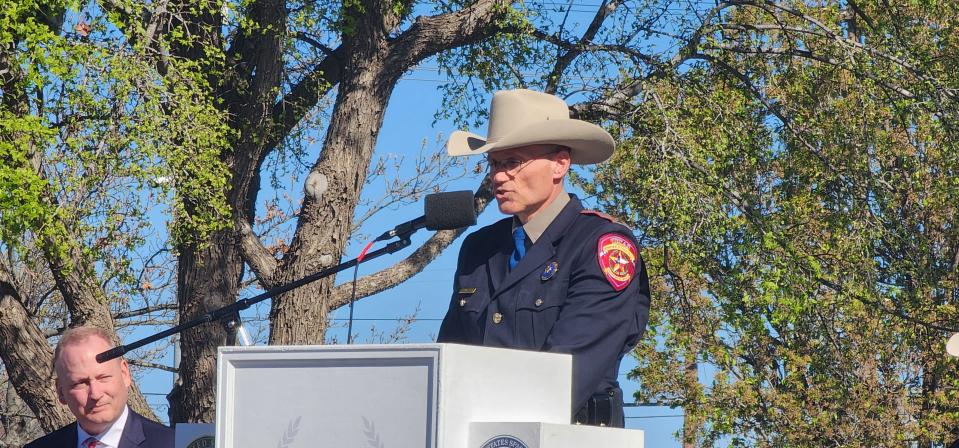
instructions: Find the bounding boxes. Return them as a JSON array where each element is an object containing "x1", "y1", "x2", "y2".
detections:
[
  {"x1": 0, "y1": 113, "x2": 55, "y2": 247},
  {"x1": 1, "y1": 0, "x2": 233, "y2": 270},
  {"x1": 586, "y1": 1, "x2": 959, "y2": 444}
]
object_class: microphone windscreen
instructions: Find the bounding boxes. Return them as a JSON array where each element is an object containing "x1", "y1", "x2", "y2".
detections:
[{"x1": 424, "y1": 190, "x2": 477, "y2": 230}]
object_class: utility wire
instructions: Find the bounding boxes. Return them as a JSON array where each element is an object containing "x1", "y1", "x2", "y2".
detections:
[{"x1": 626, "y1": 414, "x2": 684, "y2": 419}]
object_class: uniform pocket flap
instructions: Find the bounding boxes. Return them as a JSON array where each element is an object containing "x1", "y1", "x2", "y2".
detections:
[{"x1": 516, "y1": 293, "x2": 563, "y2": 311}]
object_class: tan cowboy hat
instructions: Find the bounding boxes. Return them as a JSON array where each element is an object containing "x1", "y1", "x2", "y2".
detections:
[{"x1": 446, "y1": 89, "x2": 614, "y2": 164}]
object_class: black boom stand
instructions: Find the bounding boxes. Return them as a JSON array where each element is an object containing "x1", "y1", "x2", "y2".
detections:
[{"x1": 96, "y1": 235, "x2": 413, "y2": 363}]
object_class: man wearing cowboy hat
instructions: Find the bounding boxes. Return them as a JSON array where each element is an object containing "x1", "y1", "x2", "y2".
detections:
[{"x1": 437, "y1": 89, "x2": 651, "y2": 427}]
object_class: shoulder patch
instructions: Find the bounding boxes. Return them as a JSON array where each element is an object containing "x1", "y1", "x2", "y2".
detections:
[
  {"x1": 597, "y1": 233, "x2": 638, "y2": 291},
  {"x1": 580, "y1": 209, "x2": 618, "y2": 223}
]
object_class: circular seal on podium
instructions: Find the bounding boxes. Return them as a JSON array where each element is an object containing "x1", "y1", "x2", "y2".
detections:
[
  {"x1": 480, "y1": 435, "x2": 529, "y2": 448},
  {"x1": 187, "y1": 436, "x2": 215, "y2": 448}
]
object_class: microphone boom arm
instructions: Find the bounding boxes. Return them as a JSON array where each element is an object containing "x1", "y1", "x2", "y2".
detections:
[
  {"x1": 374, "y1": 216, "x2": 426, "y2": 242},
  {"x1": 96, "y1": 236, "x2": 414, "y2": 363}
]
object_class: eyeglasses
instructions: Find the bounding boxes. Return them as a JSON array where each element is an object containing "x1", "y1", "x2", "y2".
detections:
[{"x1": 485, "y1": 148, "x2": 561, "y2": 175}]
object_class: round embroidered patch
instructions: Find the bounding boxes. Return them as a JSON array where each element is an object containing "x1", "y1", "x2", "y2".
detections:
[{"x1": 597, "y1": 233, "x2": 637, "y2": 291}]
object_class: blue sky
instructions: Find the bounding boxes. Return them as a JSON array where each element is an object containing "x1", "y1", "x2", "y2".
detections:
[
  {"x1": 97, "y1": 2, "x2": 695, "y2": 443},
  {"x1": 125, "y1": 72, "x2": 685, "y2": 448}
]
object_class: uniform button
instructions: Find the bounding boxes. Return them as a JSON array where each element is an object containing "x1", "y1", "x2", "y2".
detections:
[
  {"x1": 459, "y1": 299, "x2": 467, "y2": 307},
  {"x1": 492, "y1": 312, "x2": 503, "y2": 324},
  {"x1": 534, "y1": 298, "x2": 543, "y2": 307}
]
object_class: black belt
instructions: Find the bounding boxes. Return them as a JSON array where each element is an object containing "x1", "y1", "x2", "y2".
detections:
[{"x1": 573, "y1": 387, "x2": 624, "y2": 428}]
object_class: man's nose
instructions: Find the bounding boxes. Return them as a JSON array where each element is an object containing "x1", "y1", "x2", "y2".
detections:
[{"x1": 89, "y1": 381, "x2": 104, "y2": 400}]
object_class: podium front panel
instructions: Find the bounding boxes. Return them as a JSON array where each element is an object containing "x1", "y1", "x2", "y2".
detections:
[
  {"x1": 217, "y1": 346, "x2": 440, "y2": 447},
  {"x1": 216, "y1": 344, "x2": 571, "y2": 448}
]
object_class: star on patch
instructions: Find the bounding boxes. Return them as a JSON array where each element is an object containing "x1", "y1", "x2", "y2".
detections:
[{"x1": 597, "y1": 233, "x2": 637, "y2": 291}]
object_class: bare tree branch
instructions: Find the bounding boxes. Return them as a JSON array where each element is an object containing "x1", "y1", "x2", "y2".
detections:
[
  {"x1": 544, "y1": 0, "x2": 622, "y2": 93},
  {"x1": 141, "y1": 0, "x2": 170, "y2": 52},
  {"x1": 267, "y1": 45, "x2": 346, "y2": 155},
  {"x1": 570, "y1": 2, "x2": 736, "y2": 122},
  {"x1": 385, "y1": 0, "x2": 512, "y2": 73},
  {"x1": 237, "y1": 218, "x2": 280, "y2": 288},
  {"x1": 615, "y1": 2, "x2": 732, "y2": 99},
  {"x1": 127, "y1": 360, "x2": 177, "y2": 373},
  {"x1": 294, "y1": 32, "x2": 336, "y2": 57},
  {"x1": 34, "y1": 198, "x2": 159, "y2": 423},
  {"x1": 330, "y1": 176, "x2": 494, "y2": 308},
  {"x1": 845, "y1": 0, "x2": 876, "y2": 31},
  {"x1": 531, "y1": 28, "x2": 659, "y2": 68},
  {"x1": 112, "y1": 303, "x2": 178, "y2": 320}
]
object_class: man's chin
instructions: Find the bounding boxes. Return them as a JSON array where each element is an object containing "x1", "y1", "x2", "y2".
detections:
[
  {"x1": 82, "y1": 408, "x2": 116, "y2": 424},
  {"x1": 78, "y1": 414, "x2": 115, "y2": 435},
  {"x1": 497, "y1": 202, "x2": 519, "y2": 216}
]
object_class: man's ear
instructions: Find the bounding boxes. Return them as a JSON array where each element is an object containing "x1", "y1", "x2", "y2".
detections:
[
  {"x1": 119, "y1": 359, "x2": 132, "y2": 388},
  {"x1": 55, "y1": 379, "x2": 67, "y2": 405},
  {"x1": 552, "y1": 148, "x2": 572, "y2": 180}
]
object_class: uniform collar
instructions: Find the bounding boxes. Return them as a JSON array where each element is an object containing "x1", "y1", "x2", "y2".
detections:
[
  {"x1": 516, "y1": 190, "x2": 570, "y2": 244},
  {"x1": 492, "y1": 194, "x2": 582, "y2": 296},
  {"x1": 77, "y1": 405, "x2": 129, "y2": 448}
]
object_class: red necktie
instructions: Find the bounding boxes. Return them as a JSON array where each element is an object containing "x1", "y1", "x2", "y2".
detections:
[{"x1": 84, "y1": 437, "x2": 98, "y2": 448}]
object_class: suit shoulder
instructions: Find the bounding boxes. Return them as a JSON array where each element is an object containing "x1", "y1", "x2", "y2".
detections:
[
  {"x1": 463, "y1": 217, "x2": 511, "y2": 244},
  {"x1": 132, "y1": 411, "x2": 174, "y2": 444},
  {"x1": 574, "y1": 211, "x2": 636, "y2": 241},
  {"x1": 579, "y1": 209, "x2": 620, "y2": 223},
  {"x1": 140, "y1": 415, "x2": 173, "y2": 433},
  {"x1": 25, "y1": 423, "x2": 75, "y2": 448}
]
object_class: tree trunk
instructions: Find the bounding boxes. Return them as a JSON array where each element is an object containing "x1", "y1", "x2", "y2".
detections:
[
  {"x1": 267, "y1": 0, "x2": 401, "y2": 345},
  {"x1": 269, "y1": 52, "x2": 397, "y2": 345},
  {"x1": 0, "y1": 280, "x2": 73, "y2": 431},
  {"x1": 167, "y1": 234, "x2": 243, "y2": 423},
  {"x1": 165, "y1": 0, "x2": 283, "y2": 423}
]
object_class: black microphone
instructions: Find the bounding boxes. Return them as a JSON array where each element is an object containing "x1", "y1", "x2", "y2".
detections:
[
  {"x1": 374, "y1": 190, "x2": 476, "y2": 241},
  {"x1": 96, "y1": 346, "x2": 125, "y2": 363}
]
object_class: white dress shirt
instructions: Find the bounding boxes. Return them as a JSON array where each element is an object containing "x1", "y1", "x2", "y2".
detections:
[{"x1": 76, "y1": 405, "x2": 129, "y2": 448}]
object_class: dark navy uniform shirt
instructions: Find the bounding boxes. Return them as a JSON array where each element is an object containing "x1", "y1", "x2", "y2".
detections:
[{"x1": 438, "y1": 195, "x2": 651, "y2": 416}]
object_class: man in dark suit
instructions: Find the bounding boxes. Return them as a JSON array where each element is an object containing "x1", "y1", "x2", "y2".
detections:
[
  {"x1": 438, "y1": 89, "x2": 652, "y2": 427},
  {"x1": 26, "y1": 326, "x2": 173, "y2": 448}
]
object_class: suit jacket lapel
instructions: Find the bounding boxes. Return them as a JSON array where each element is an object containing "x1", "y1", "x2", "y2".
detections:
[
  {"x1": 493, "y1": 236, "x2": 556, "y2": 296},
  {"x1": 67, "y1": 422, "x2": 79, "y2": 447},
  {"x1": 492, "y1": 197, "x2": 582, "y2": 297},
  {"x1": 486, "y1": 220, "x2": 513, "y2": 295},
  {"x1": 119, "y1": 411, "x2": 146, "y2": 448}
]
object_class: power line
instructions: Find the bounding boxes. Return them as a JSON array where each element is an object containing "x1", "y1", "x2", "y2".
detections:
[
  {"x1": 626, "y1": 414, "x2": 684, "y2": 419},
  {"x1": 329, "y1": 317, "x2": 444, "y2": 321}
]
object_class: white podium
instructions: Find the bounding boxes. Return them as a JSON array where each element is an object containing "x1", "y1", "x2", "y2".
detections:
[{"x1": 215, "y1": 344, "x2": 571, "y2": 448}]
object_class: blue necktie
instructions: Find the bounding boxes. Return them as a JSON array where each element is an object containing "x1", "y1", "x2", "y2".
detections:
[{"x1": 510, "y1": 226, "x2": 527, "y2": 270}]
